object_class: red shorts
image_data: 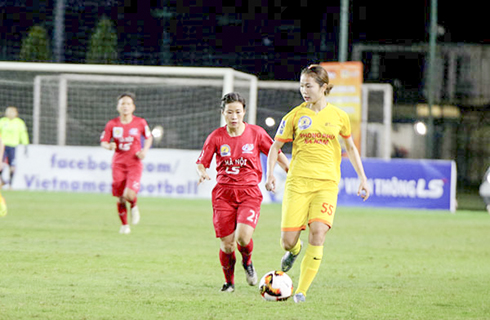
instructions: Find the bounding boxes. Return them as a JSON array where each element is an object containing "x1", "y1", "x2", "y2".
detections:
[
  {"x1": 211, "y1": 184, "x2": 263, "y2": 238},
  {"x1": 112, "y1": 162, "x2": 143, "y2": 197}
]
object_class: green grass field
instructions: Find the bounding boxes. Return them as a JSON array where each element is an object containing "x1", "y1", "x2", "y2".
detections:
[{"x1": 1, "y1": 190, "x2": 489, "y2": 320}]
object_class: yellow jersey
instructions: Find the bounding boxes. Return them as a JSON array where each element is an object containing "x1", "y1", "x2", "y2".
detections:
[{"x1": 274, "y1": 102, "x2": 351, "y2": 183}]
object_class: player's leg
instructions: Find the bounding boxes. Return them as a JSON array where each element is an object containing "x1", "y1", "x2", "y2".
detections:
[
  {"x1": 235, "y1": 223, "x2": 257, "y2": 286},
  {"x1": 294, "y1": 179, "x2": 338, "y2": 303},
  {"x1": 0, "y1": 190, "x2": 7, "y2": 217},
  {"x1": 123, "y1": 187, "x2": 139, "y2": 225},
  {"x1": 7, "y1": 147, "x2": 16, "y2": 188},
  {"x1": 280, "y1": 177, "x2": 310, "y2": 272},
  {"x1": 293, "y1": 221, "x2": 329, "y2": 302},
  {"x1": 235, "y1": 186, "x2": 262, "y2": 285},
  {"x1": 112, "y1": 165, "x2": 129, "y2": 233},
  {"x1": 0, "y1": 147, "x2": 10, "y2": 186},
  {"x1": 219, "y1": 232, "x2": 236, "y2": 292},
  {"x1": 124, "y1": 165, "x2": 142, "y2": 225},
  {"x1": 212, "y1": 185, "x2": 238, "y2": 292}
]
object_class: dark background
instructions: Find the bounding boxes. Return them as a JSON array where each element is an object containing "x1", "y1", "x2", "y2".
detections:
[{"x1": 1, "y1": 0, "x2": 488, "y2": 80}]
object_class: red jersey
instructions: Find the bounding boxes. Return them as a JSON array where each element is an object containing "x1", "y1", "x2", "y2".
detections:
[
  {"x1": 100, "y1": 116, "x2": 152, "y2": 165},
  {"x1": 197, "y1": 123, "x2": 277, "y2": 186}
]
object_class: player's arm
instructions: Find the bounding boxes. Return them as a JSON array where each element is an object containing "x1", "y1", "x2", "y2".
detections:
[
  {"x1": 0, "y1": 136, "x2": 4, "y2": 170},
  {"x1": 196, "y1": 163, "x2": 211, "y2": 184},
  {"x1": 343, "y1": 136, "x2": 370, "y2": 201},
  {"x1": 101, "y1": 141, "x2": 116, "y2": 150},
  {"x1": 265, "y1": 140, "x2": 285, "y2": 192},
  {"x1": 20, "y1": 119, "x2": 29, "y2": 145},
  {"x1": 276, "y1": 151, "x2": 289, "y2": 173},
  {"x1": 136, "y1": 135, "x2": 153, "y2": 160}
]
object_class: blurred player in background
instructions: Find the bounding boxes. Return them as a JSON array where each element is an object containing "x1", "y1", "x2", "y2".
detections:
[
  {"x1": 0, "y1": 106, "x2": 30, "y2": 189},
  {"x1": 0, "y1": 134, "x2": 6, "y2": 217},
  {"x1": 196, "y1": 92, "x2": 289, "y2": 292},
  {"x1": 100, "y1": 93, "x2": 153, "y2": 234},
  {"x1": 265, "y1": 65, "x2": 370, "y2": 303}
]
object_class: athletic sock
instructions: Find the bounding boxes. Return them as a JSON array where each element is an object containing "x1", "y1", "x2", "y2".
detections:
[
  {"x1": 128, "y1": 197, "x2": 137, "y2": 208},
  {"x1": 219, "y1": 250, "x2": 236, "y2": 284},
  {"x1": 280, "y1": 238, "x2": 302, "y2": 256},
  {"x1": 9, "y1": 171, "x2": 14, "y2": 185},
  {"x1": 296, "y1": 244, "x2": 324, "y2": 296},
  {"x1": 237, "y1": 239, "x2": 253, "y2": 266},
  {"x1": 117, "y1": 202, "x2": 128, "y2": 225}
]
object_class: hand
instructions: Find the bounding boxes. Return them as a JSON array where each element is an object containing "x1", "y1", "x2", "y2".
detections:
[
  {"x1": 265, "y1": 175, "x2": 276, "y2": 193},
  {"x1": 136, "y1": 149, "x2": 147, "y2": 160},
  {"x1": 198, "y1": 172, "x2": 211, "y2": 184},
  {"x1": 358, "y1": 180, "x2": 370, "y2": 201},
  {"x1": 109, "y1": 142, "x2": 117, "y2": 150}
]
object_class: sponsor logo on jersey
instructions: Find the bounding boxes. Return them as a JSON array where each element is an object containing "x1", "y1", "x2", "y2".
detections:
[
  {"x1": 113, "y1": 127, "x2": 123, "y2": 138},
  {"x1": 277, "y1": 119, "x2": 287, "y2": 135},
  {"x1": 298, "y1": 116, "x2": 312, "y2": 130},
  {"x1": 220, "y1": 144, "x2": 231, "y2": 157},
  {"x1": 242, "y1": 144, "x2": 254, "y2": 154},
  {"x1": 129, "y1": 128, "x2": 139, "y2": 136}
]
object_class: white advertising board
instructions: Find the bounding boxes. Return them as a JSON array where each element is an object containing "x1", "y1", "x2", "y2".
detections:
[{"x1": 12, "y1": 145, "x2": 220, "y2": 199}]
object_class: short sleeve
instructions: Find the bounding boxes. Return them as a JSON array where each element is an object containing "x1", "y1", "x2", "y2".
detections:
[
  {"x1": 142, "y1": 119, "x2": 152, "y2": 139},
  {"x1": 257, "y1": 126, "x2": 275, "y2": 155},
  {"x1": 339, "y1": 110, "x2": 351, "y2": 138},
  {"x1": 196, "y1": 133, "x2": 216, "y2": 168},
  {"x1": 100, "y1": 121, "x2": 112, "y2": 143},
  {"x1": 274, "y1": 110, "x2": 296, "y2": 143}
]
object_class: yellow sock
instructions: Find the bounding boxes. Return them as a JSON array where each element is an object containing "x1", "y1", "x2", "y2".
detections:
[
  {"x1": 280, "y1": 238, "x2": 302, "y2": 256},
  {"x1": 0, "y1": 193, "x2": 7, "y2": 217},
  {"x1": 296, "y1": 245, "x2": 324, "y2": 296}
]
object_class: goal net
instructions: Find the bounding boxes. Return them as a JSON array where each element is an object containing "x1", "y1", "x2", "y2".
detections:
[{"x1": 0, "y1": 62, "x2": 257, "y2": 149}]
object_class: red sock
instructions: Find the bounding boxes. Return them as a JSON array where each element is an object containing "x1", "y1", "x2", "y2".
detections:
[
  {"x1": 237, "y1": 239, "x2": 253, "y2": 266},
  {"x1": 128, "y1": 197, "x2": 137, "y2": 208},
  {"x1": 219, "y1": 250, "x2": 236, "y2": 284},
  {"x1": 117, "y1": 202, "x2": 128, "y2": 225}
]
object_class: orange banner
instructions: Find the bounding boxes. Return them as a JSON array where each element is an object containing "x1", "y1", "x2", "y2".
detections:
[{"x1": 320, "y1": 61, "x2": 363, "y2": 153}]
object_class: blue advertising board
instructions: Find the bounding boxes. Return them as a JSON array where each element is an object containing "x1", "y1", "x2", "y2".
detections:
[
  {"x1": 338, "y1": 158, "x2": 456, "y2": 212},
  {"x1": 262, "y1": 155, "x2": 457, "y2": 212}
]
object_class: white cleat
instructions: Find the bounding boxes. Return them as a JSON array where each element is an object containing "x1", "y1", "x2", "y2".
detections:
[
  {"x1": 131, "y1": 206, "x2": 140, "y2": 225},
  {"x1": 119, "y1": 224, "x2": 131, "y2": 234},
  {"x1": 293, "y1": 293, "x2": 306, "y2": 303}
]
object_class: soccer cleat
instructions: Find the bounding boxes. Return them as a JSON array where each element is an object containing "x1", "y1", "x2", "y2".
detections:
[
  {"x1": 220, "y1": 283, "x2": 235, "y2": 292},
  {"x1": 131, "y1": 206, "x2": 140, "y2": 225},
  {"x1": 281, "y1": 241, "x2": 303, "y2": 272},
  {"x1": 242, "y1": 262, "x2": 258, "y2": 286},
  {"x1": 119, "y1": 224, "x2": 131, "y2": 234},
  {"x1": 293, "y1": 293, "x2": 306, "y2": 303}
]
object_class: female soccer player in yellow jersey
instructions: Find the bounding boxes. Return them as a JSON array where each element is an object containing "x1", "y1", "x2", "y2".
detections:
[{"x1": 265, "y1": 64, "x2": 370, "y2": 303}]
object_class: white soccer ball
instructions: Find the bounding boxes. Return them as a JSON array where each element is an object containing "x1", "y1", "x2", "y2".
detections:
[{"x1": 259, "y1": 270, "x2": 293, "y2": 301}]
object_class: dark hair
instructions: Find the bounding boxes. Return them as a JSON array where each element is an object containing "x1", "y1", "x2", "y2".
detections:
[
  {"x1": 220, "y1": 92, "x2": 246, "y2": 110},
  {"x1": 117, "y1": 92, "x2": 136, "y2": 103},
  {"x1": 301, "y1": 64, "x2": 334, "y2": 95}
]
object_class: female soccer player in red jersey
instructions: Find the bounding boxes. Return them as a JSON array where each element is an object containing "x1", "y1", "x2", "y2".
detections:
[
  {"x1": 100, "y1": 93, "x2": 153, "y2": 234},
  {"x1": 196, "y1": 92, "x2": 289, "y2": 292},
  {"x1": 265, "y1": 65, "x2": 370, "y2": 303}
]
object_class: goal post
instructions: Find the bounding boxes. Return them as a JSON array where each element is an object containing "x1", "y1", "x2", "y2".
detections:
[
  {"x1": 361, "y1": 83, "x2": 393, "y2": 159},
  {"x1": 256, "y1": 81, "x2": 393, "y2": 159},
  {"x1": 0, "y1": 61, "x2": 258, "y2": 148}
]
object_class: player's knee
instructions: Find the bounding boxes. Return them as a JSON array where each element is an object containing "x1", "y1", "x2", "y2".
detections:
[
  {"x1": 281, "y1": 239, "x2": 296, "y2": 251},
  {"x1": 220, "y1": 242, "x2": 235, "y2": 253},
  {"x1": 236, "y1": 235, "x2": 251, "y2": 247}
]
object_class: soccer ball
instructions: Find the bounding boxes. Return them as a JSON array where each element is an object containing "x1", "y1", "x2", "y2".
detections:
[{"x1": 259, "y1": 270, "x2": 293, "y2": 301}]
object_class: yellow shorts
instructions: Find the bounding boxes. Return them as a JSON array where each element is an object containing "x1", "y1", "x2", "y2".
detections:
[{"x1": 281, "y1": 176, "x2": 338, "y2": 231}]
